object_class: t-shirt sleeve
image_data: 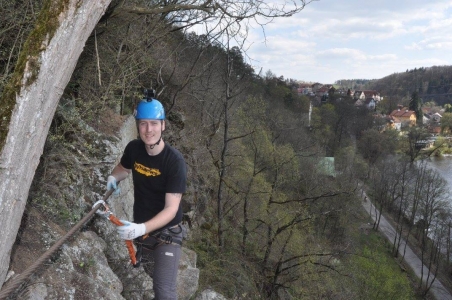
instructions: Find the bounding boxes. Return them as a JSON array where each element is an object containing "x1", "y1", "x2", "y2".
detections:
[
  {"x1": 120, "y1": 142, "x2": 134, "y2": 170},
  {"x1": 166, "y1": 157, "x2": 187, "y2": 193}
]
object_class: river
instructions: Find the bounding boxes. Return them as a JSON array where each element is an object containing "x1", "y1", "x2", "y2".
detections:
[{"x1": 425, "y1": 156, "x2": 452, "y2": 192}]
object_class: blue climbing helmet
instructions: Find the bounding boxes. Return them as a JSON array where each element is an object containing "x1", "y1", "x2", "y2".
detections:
[{"x1": 135, "y1": 89, "x2": 165, "y2": 120}]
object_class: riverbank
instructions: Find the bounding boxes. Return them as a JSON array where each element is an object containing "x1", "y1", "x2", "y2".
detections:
[{"x1": 360, "y1": 184, "x2": 452, "y2": 300}]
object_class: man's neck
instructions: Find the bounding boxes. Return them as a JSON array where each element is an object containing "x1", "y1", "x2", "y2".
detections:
[{"x1": 145, "y1": 140, "x2": 164, "y2": 156}]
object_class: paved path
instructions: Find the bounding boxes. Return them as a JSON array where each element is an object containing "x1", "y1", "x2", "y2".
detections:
[{"x1": 361, "y1": 193, "x2": 452, "y2": 300}]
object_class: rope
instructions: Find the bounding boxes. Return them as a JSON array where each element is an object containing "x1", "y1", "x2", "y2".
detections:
[{"x1": 0, "y1": 189, "x2": 114, "y2": 300}]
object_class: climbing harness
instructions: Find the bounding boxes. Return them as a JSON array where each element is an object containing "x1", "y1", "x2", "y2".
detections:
[
  {"x1": 148, "y1": 224, "x2": 182, "y2": 247},
  {"x1": 92, "y1": 200, "x2": 138, "y2": 267},
  {"x1": 136, "y1": 224, "x2": 183, "y2": 255}
]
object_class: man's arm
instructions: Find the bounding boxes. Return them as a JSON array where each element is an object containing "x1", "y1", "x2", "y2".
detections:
[
  {"x1": 110, "y1": 163, "x2": 131, "y2": 181},
  {"x1": 143, "y1": 192, "x2": 182, "y2": 234}
]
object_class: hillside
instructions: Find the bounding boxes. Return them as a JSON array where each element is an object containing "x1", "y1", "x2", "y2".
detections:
[{"x1": 337, "y1": 66, "x2": 452, "y2": 106}]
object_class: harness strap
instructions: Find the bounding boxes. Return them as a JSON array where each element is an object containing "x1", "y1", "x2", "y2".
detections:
[
  {"x1": 139, "y1": 224, "x2": 183, "y2": 250},
  {"x1": 134, "y1": 225, "x2": 182, "y2": 267},
  {"x1": 147, "y1": 232, "x2": 182, "y2": 247}
]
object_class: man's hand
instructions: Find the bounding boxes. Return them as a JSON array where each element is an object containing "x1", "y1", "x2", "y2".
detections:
[
  {"x1": 117, "y1": 220, "x2": 146, "y2": 240},
  {"x1": 107, "y1": 175, "x2": 121, "y2": 195}
]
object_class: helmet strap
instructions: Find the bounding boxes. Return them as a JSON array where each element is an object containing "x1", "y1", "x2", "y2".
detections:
[
  {"x1": 148, "y1": 129, "x2": 163, "y2": 149},
  {"x1": 148, "y1": 136, "x2": 162, "y2": 149}
]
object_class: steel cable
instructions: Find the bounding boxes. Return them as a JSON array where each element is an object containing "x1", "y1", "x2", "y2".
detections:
[{"x1": 0, "y1": 189, "x2": 114, "y2": 299}]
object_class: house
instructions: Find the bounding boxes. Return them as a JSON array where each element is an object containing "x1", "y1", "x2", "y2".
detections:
[
  {"x1": 363, "y1": 90, "x2": 381, "y2": 101},
  {"x1": 353, "y1": 90, "x2": 363, "y2": 100},
  {"x1": 372, "y1": 114, "x2": 400, "y2": 131},
  {"x1": 421, "y1": 107, "x2": 443, "y2": 125},
  {"x1": 389, "y1": 106, "x2": 416, "y2": 127},
  {"x1": 311, "y1": 83, "x2": 323, "y2": 93},
  {"x1": 386, "y1": 115, "x2": 401, "y2": 131},
  {"x1": 364, "y1": 98, "x2": 376, "y2": 110},
  {"x1": 354, "y1": 98, "x2": 376, "y2": 110},
  {"x1": 316, "y1": 86, "x2": 330, "y2": 97},
  {"x1": 431, "y1": 112, "x2": 442, "y2": 123},
  {"x1": 297, "y1": 87, "x2": 313, "y2": 95},
  {"x1": 353, "y1": 90, "x2": 381, "y2": 102},
  {"x1": 297, "y1": 83, "x2": 313, "y2": 96}
]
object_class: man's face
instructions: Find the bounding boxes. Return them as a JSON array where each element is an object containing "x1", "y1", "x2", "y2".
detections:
[{"x1": 138, "y1": 119, "x2": 165, "y2": 145}]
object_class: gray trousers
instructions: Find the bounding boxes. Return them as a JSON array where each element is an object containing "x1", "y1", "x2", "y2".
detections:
[{"x1": 138, "y1": 228, "x2": 182, "y2": 300}]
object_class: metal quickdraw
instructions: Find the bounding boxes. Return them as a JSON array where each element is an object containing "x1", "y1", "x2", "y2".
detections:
[{"x1": 92, "y1": 200, "x2": 139, "y2": 267}]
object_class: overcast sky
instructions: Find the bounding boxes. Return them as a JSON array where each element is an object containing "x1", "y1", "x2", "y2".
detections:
[{"x1": 242, "y1": 0, "x2": 452, "y2": 84}]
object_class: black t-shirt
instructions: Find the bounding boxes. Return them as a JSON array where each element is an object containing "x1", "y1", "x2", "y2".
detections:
[{"x1": 120, "y1": 139, "x2": 187, "y2": 227}]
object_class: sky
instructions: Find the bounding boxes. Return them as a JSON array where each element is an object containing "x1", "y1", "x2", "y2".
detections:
[{"x1": 242, "y1": 0, "x2": 452, "y2": 84}]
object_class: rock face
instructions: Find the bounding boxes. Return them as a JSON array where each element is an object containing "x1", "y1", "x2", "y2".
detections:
[
  {"x1": 2, "y1": 115, "x2": 200, "y2": 299},
  {"x1": 178, "y1": 248, "x2": 200, "y2": 299},
  {"x1": 195, "y1": 289, "x2": 228, "y2": 300},
  {"x1": 0, "y1": 0, "x2": 112, "y2": 288},
  {"x1": 24, "y1": 231, "x2": 126, "y2": 300}
]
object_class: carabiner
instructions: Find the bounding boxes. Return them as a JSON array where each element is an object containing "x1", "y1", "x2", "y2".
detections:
[{"x1": 92, "y1": 200, "x2": 112, "y2": 219}]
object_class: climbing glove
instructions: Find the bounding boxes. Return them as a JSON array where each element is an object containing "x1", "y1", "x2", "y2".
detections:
[
  {"x1": 107, "y1": 175, "x2": 121, "y2": 195},
  {"x1": 117, "y1": 220, "x2": 146, "y2": 240}
]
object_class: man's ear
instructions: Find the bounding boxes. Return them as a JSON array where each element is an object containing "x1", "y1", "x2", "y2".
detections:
[{"x1": 162, "y1": 120, "x2": 166, "y2": 131}]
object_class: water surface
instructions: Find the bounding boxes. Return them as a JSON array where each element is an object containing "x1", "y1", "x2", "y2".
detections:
[{"x1": 425, "y1": 156, "x2": 452, "y2": 191}]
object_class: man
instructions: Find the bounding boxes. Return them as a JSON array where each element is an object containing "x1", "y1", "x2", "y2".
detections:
[{"x1": 106, "y1": 90, "x2": 187, "y2": 299}]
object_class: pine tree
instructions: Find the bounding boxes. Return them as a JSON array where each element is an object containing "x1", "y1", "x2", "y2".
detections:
[{"x1": 409, "y1": 91, "x2": 423, "y2": 125}]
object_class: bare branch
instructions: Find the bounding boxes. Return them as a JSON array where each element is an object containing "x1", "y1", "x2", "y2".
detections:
[{"x1": 270, "y1": 191, "x2": 351, "y2": 205}]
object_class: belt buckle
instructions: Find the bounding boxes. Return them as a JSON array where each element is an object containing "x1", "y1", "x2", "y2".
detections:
[{"x1": 160, "y1": 233, "x2": 173, "y2": 244}]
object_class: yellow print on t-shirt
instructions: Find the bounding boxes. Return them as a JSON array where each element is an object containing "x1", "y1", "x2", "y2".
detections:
[{"x1": 134, "y1": 162, "x2": 161, "y2": 177}]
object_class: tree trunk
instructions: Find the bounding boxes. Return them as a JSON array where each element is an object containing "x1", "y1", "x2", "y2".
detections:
[{"x1": 0, "y1": 0, "x2": 111, "y2": 288}]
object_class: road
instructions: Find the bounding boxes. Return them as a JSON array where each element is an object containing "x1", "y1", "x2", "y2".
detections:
[{"x1": 361, "y1": 192, "x2": 452, "y2": 300}]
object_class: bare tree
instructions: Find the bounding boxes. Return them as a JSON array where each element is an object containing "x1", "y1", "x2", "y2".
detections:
[
  {"x1": 417, "y1": 167, "x2": 449, "y2": 293},
  {"x1": 402, "y1": 126, "x2": 431, "y2": 163},
  {"x1": 401, "y1": 161, "x2": 428, "y2": 261},
  {"x1": 204, "y1": 37, "x2": 254, "y2": 248},
  {"x1": 390, "y1": 157, "x2": 415, "y2": 257},
  {"x1": 119, "y1": 0, "x2": 310, "y2": 42}
]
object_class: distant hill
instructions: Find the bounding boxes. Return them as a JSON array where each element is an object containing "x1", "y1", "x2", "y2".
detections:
[
  {"x1": 370, "y1": 66, "x2": 452, "y2": 106},
  {"x1": 335, "y1": 66, "x2": 452, "y2": 106}
]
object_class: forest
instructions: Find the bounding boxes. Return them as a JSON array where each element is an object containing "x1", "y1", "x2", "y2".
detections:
[{"x1": 2, "y1": 1, "x2": 452, "y2": 299}]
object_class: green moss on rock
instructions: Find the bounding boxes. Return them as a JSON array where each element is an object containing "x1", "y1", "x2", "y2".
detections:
[{"x1": 0, "y1": 0, "x2": 70, "y2": 152}]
